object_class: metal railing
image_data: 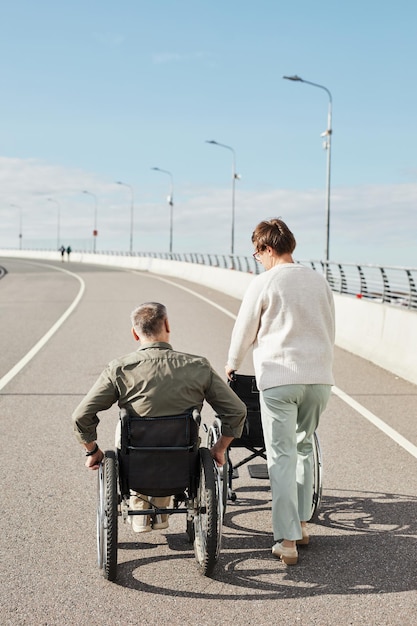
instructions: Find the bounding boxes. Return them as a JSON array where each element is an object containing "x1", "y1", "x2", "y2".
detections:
[
  {"x1": 103, "y1": 249, "x2": 260, "y2": 274},
  {"x1": 4, "y1": 247, "x2": 416, "y2": 311},
  {"x1": 96, "y1": 250, "x2": 417, "y2": 311},
  {"x1": 303, "y1": 260, "x2": 417, "y2": 310}
]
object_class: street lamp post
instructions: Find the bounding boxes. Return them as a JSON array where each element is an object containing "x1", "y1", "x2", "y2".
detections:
[
  {"x1": 283, "y1": 75, "x2": 333, "y2": 273},
  {"x1": 116, "y1": 181, "x2": 134, "y2": 254},
  {"x1": 205, "y1": 140, "x2": 240, "y2": 256},
  {"x1": 10, "y1": 204, "x2": 22, "y2": 249},
  {"x1": 48, "y1": 197, "x2": 61, "y2": 249},
  {"x1": 82, "y1": 190, "x2": 98, "y2": 253},
  {"x1": 151, "y1": 167, "x2": 174, "y2": 254}
]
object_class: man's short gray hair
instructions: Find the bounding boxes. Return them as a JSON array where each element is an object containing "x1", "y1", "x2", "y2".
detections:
[{"x1": 130, "y1": 302, "x2": 167, "y2": 338}]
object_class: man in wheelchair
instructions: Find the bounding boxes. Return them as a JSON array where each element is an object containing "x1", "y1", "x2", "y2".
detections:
[{"x1": 72, "y1": 301, "x2": 246, "y2": 533}]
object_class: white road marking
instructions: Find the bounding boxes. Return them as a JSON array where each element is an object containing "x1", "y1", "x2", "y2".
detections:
[
  {"x1": 332, "y1": 386, "x2": 417, "y2": 459},
  {"x1": 136, "y1": 273, "x2": 237, "y2": 319},
  {"x1": 149, "y1": 273, "x2": 417, "y2": 460},
  {"x1": 0, "y1": 262, "x2": 85, "y2": 391},
  {"x1": 3, "y1": 264, "x2": 416, "y2": 461}
]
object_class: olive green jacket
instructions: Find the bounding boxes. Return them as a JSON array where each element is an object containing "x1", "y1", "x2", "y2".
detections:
[{"x1": 72, "y1": 342, "x2": 246, "y2": 444}]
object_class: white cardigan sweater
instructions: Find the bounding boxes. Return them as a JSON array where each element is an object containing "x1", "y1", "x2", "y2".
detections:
[{"x1": 227, "y1": 263, "x2": 335, "y2": 390}]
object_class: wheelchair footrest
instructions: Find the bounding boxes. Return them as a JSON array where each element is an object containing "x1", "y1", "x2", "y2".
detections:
[{"x1": 248, "y1": 464, "x2": 269, "y2": 479}]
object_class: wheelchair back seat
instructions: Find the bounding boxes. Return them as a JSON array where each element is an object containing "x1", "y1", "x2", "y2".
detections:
[
  {"x1": 118, "y1": 407, "x2": 201, "y2": 498},
  {"x1": 228, "y1": 374, "x2": 264, "y2": 448}
]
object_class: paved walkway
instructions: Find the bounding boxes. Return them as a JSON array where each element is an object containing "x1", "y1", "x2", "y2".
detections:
[{"x1": 1, "y1": 258, "x2": 416, "y2": 625}]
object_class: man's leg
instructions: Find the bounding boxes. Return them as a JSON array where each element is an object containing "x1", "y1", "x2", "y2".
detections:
[
  {"x1": 150, "y1": 496, "x2": 171, "y2": 529},
  {"x1": 129, "y1": 493, "x2": 152, "y2": 533}
]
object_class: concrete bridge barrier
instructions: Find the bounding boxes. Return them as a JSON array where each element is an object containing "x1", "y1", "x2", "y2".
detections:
[{"x1": 2, "y1": 249, "x2": 416, "y2": 386}]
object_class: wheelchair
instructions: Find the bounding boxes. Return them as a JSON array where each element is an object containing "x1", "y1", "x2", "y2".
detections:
[
  {"x1": 97, "y1": 407, "x2": 223, "y2": 582},
  {"x1": 207, "y1": 374, "x2": 323, "y2": 521}
]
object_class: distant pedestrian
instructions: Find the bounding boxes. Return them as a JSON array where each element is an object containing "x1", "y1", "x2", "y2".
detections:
[
  {"x1": 60, "y1": 245, "x2": 65, "y2": 261},
  {"x1": 66, "y1": 245, "x2": 72, "y2": 261}
]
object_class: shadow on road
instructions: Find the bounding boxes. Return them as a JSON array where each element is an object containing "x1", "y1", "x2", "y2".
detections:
[{"x1": 113, "y1": 487, "x2": 417, "y2": 598}]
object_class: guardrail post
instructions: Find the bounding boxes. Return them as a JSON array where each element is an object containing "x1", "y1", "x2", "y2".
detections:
[
  {"x1": 406, "y1": 270, "x2": 417, "y2": 309},
  {"x1": 380, "y1": 268, "x2": 391, "y2": 303},
  {"x1": 326, "y1": 264, "x2": 335, "y2": 289},
  {"x1": 338, "y1": 264, "x2": 347, "y2": 293},
  {"x1": 358, "y1": 266, "x2": 368, "y2": 297}
]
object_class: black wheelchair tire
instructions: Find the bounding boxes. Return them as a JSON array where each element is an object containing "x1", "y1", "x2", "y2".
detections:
[
  {"x1": 221, "y1": 459, "x2": 229, "y2": 521},
  {"x1": 193, "y1": 447, "x2": 221, "y2": 577},
  {"x1": 186, "y1": 518, "x2": 195, "y2": 544},
  {"x1": 97, "y1": 451, "x2": 118, "y2": 581},
  {"x1": 310, "y1": 431, "x2": 323, "y2": 521},
  {"x1": 207, "y1": 421, "x2": 228, "y2": 520}
]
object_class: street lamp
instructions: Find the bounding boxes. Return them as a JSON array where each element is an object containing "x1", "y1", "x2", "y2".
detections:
[
  {"x1": 151, "y1": 167, "x2": 174, "y2": 254},
  {"x1": 283, "y1": 75, "x2": 333, "y2": 273},
  {"x1": 82, "y1": 190, "x2": 98, "y2": 253},
  {"x1": 10, "y1": 204, "x2": 23, "y2": 249},
  {"x1": 48, "y1": 197, "x2": 61, "y2": 249},
  {"x1": 205, "y1": 140, "x2": 240, "y2": 256},
  {"x1": 116, "y1": 181, "x2": 134, "y2": 254}
]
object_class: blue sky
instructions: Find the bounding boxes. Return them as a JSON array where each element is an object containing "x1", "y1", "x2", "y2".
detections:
[{"x1": 1, "y1": 0, "x2": 416, "y2": 266}]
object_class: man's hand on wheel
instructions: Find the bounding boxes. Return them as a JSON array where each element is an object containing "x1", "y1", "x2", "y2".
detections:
[{"x1": 85, "y1": 448, "x2": 104, "y2": 470}]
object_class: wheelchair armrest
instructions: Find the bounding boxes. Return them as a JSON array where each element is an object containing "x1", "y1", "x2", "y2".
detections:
[
  {"x1": 192, "y1": 408, "x2": 201, "y2": 427},
  {"x1": 120, "y1": 407, "x2": 129, "y2": 424}
]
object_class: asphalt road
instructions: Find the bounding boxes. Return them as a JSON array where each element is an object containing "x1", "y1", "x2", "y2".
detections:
[{"x1": 1, "y1": 257, "x2": 416, "y2": 626}]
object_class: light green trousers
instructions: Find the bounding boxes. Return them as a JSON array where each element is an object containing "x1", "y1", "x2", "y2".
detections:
[{"x1": 260, "y1": 384, "x2": 331, "y2": 541}]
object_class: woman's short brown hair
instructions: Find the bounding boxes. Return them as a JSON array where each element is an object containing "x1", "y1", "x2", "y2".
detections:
[{"x1": 252, "y1": 218, "x2": 296, "y2": 255}]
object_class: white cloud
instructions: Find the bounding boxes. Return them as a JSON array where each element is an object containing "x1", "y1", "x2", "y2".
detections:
[{"x1": 0, "y1": 157, "x2": 416, "y2": 267}]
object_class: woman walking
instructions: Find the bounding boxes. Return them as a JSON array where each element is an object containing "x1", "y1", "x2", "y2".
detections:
[{"x1": 226, "y1": 218, "x2": 335, "y2": 564}]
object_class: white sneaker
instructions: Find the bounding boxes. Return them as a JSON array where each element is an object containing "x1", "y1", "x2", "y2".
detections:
[
  {"x1": 271, "y1": 541, "x2": 298, "y2": 565},
  {"x1": 131, "y1": 514, "x2": 152, "y2": 533},
  {"x1": 152, "y1": 514, "x2": 169, "y2": 530}
]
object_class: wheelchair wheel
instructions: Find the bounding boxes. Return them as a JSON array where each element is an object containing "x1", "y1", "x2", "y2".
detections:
[
  {"x1": 207, "y1": 420, "x2": 228, "y2": 520},
  {"x1": 186, "y1": 518, "x2": 195, "y2": 544},
  {"x1": 310, "y1": 431, "x2": 323, "y2": 520},
  {"x1": 97, "y1": 450, "x2": 118, "y2": 581},
  {"x1": 220, "y1": 459, "x2": 229, "y2": 519},
  {"x1": 193, "y1": 447, "x2": 222, "y2": 577}
]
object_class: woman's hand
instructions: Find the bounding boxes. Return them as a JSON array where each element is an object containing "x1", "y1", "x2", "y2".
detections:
[{"x1": 225, "y1": 365, "x2": 236, "y2": 381}]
